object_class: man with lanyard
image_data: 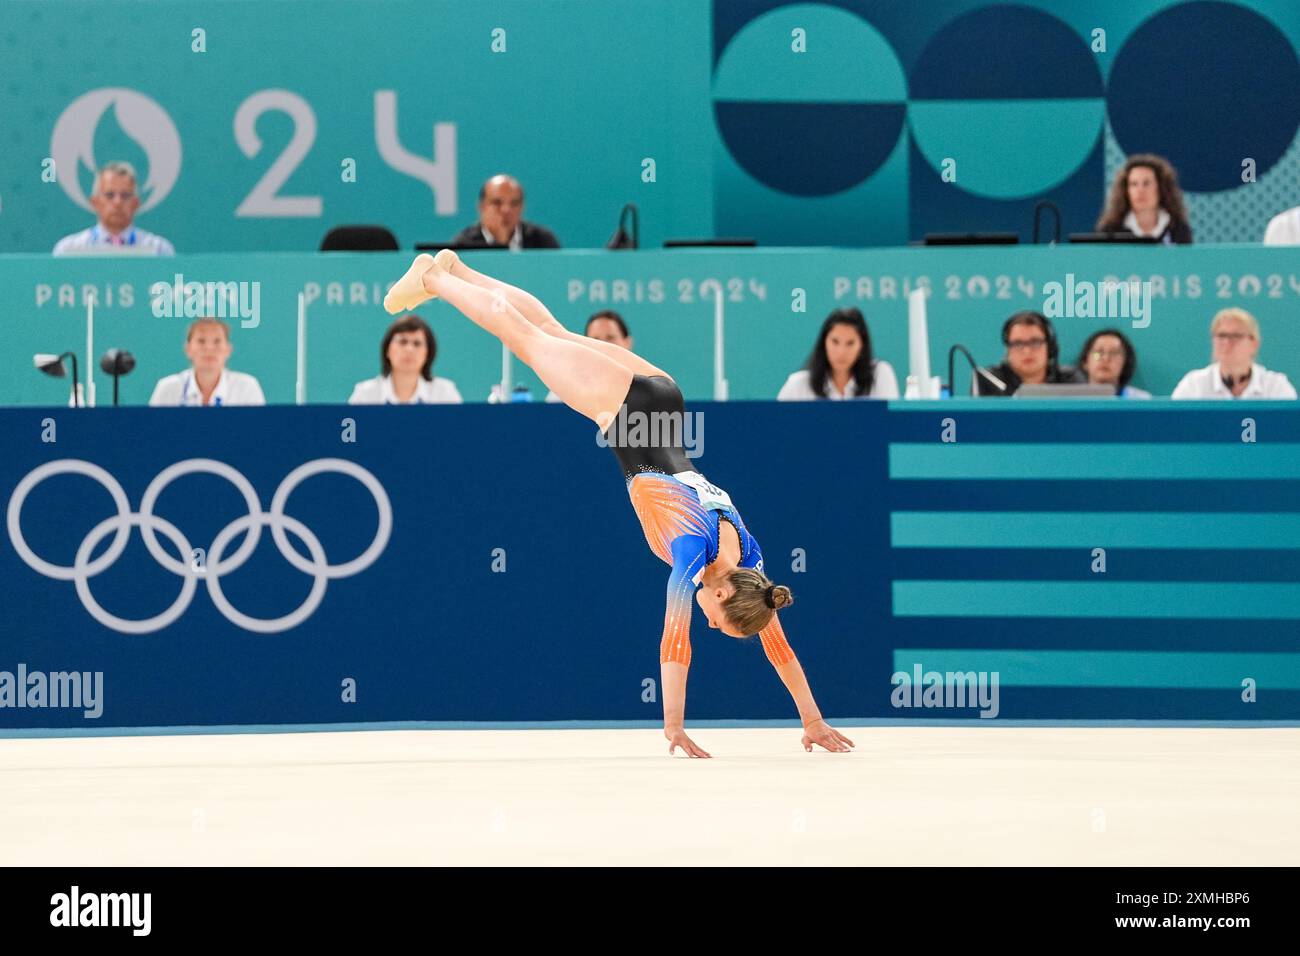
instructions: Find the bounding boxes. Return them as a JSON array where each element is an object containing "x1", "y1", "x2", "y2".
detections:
[{"x1": 53, "y1": 161, "x2": 175, "y2": 256}]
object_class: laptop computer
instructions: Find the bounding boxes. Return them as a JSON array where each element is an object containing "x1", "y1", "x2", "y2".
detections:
[{"x1": 1013, "y1": 384, "x2": 1118, "y2": 398}]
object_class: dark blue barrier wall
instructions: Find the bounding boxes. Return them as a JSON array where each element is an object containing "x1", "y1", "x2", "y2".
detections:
[{"x1": 2, "y1": 401, "x2": 1297, "y2": 733}]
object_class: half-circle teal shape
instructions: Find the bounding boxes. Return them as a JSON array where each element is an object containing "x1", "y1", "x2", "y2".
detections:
[
  {"x1": 909, "y1": 99, "x2": 1106, "y2": 199},
  {"x1": 713, "y1": 2, "x2": 906, "y2": 103}
]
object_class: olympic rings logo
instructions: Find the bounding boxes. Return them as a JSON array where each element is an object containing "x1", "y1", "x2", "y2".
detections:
[{"x1": 6, "y1": 458, "x2": 391, "y2": 634}]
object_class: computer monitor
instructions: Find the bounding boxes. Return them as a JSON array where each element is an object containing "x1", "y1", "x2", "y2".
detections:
[
  {"x1": 921, "y1": 233, "x2": 1020, "y2": 246},
  {"x1": 1068, "y1": 232, "x2": 1159, "y2": 244},
  {"x1": 663, "y1": 238, "x2": 757, "y2": 248},
  {"x1": 414, "y1": 242, "x2": 511, "y2": 252}
]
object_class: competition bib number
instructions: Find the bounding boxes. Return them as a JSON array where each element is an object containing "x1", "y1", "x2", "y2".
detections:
[{"x1": 673, "y1": 471, "x2": 734, "y2": 512}]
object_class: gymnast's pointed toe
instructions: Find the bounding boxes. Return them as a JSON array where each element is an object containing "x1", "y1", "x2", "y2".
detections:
[{"x1": 383, "y1": 253, "x2": 437, "y2": 314}]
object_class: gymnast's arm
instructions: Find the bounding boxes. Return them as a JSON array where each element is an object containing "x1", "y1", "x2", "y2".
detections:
[
  {"x1": 760, "y1": 613, "x2": 855, "y2": 753},
  {"x1": 659, "y1": 540, "x2": 711, "y2": 757},
  {"x1": 757, "y1": 613, "x2": 819, "y2": 723}
]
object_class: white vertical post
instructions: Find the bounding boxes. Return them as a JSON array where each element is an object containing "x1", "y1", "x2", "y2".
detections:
[
  {"x1": 500, "y1": 342, "x2": 512, "y2": 402},
  {"x1": 713, "y1": 287, "x2": 728, "y2": 401},
  {"x1": 905, "y1": 287, "x2": 927, "y2": 399},
  {"x1": 295, "y1": 293, "x2": 307, "y2": 405},
  {"x1": 85, "y1": 296, "x2": 96, "y2": 407},
  {"x1": 907, "y1": 287, "x2": 929, "y2": 387}
]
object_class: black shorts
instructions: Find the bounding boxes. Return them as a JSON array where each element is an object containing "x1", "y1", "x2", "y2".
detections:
[{"x1": 603, "y1": 374, "x2": 695, "y2": 479}]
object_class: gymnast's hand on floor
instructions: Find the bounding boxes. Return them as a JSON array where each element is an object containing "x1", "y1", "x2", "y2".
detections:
[
  {"x1": 802, "y1": 719, "x2": 855, "y2": 753},
  {"x1": 665, "y1": 727, "x2": 712, "y2": 758}
]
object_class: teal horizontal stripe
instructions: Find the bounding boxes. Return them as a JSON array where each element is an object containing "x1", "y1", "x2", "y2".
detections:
[
  {"x1": 891, "y1": 650, "x2": 1300, "y2": 688},
  {"x1": 889, "y1": 443, "x2": 1300, "y2": 479},
  {"x1": 891, "y1": 512, "x2": 1300, "y2": 549},
  {"x1": 893, "y1": 581, "x2": 1300, "y2": 619}
]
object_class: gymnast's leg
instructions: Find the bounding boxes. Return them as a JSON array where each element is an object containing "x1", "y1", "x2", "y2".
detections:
[
  {"x1": 433, "y1": 250, "x2": 672, "y2": 381},
  {"x1": 416, "y1": 259, "x2": 633, "y2": 426}
]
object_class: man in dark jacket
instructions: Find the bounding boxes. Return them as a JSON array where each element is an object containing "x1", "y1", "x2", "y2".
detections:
[
  {"x1": 974, "y1": 311, "x2": 1086, "y2": 396},
  {"x1": 449, "y1": 174, "x2": 560, "y2": 250}
]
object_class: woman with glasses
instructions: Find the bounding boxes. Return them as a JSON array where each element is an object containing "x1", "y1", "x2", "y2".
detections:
[
  {"x1": 973, "y1": 311, "x2": 1085, "y2": 395},
  {"x1": 1076, "y1": 329, "x2": 1149, "y2": 398},
  {"x1": 1172, "y1": 308, "x2": 1296, "y2": 399}
]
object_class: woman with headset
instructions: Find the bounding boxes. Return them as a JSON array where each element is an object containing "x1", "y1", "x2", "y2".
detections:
[{"x1": 973, "y1": 311, "x2": 1086, "y2": 396}]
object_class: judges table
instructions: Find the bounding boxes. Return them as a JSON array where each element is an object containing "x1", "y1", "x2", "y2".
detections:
[
  {"x1": 3, "y1": 245, "x2": 1300, "y2": 407},
  {"x1": 2, "y1": 400, "x2": 1296, "y2": 734}
]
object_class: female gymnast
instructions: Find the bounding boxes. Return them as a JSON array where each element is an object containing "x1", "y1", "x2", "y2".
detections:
[{"x1": 385, "y1": 251, "x2": 855, "y2": 758}]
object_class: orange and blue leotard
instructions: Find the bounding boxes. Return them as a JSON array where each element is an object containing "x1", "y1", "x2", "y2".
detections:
[
  {"x1": 604, "y1": 374, "x2": 796, "y2": 670},
  {"x1": 627, "y1": 471, "x2": 796, "y2": 668}
]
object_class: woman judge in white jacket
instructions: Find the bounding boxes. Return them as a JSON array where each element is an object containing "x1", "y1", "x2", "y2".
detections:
[
  {"x1": 777, "y1": 307, "x2": 898, "y2": 401},
  {"x1": 349, "y1": 314, "x2": 463, "y2": 405}
]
